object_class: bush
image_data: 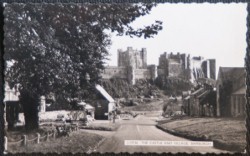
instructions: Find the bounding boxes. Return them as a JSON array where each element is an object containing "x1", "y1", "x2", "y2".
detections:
[
  {"x1": 100, "y1": 79, "x2": 162, "y2": 98},
  {"x1": 155, "y1": 77, "x2": 192, "y2": 96}
]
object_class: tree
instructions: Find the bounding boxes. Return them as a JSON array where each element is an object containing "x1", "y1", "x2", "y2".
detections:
[{"x1": 4, "y1": 3, "x2": 162, "y2": 130}]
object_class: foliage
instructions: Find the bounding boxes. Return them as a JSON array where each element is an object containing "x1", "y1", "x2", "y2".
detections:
[
  {"x1": 100, "y1": 79, "x2": 161, "y2": 98},
  {"x1": 4, "y1": 3, "x2": 163, "y2": 99},
  {"x1": 155, "y1": 77, "x2": 192, "y2": 96},
  {"x1": 4, "y1": 3, "x2": 162, "y2": 130},
  {"x1": 19, "y1": 89, "x2": 40, "y2": 130}
]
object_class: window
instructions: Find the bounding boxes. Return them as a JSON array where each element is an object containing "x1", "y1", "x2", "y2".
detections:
[{"x1": 97, "y1": 102, "x2": 102, "y2": 108}]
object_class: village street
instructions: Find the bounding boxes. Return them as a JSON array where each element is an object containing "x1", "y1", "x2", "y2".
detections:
[{"x1": 83, "y1": 112, "x2": 226, "y2": 154}]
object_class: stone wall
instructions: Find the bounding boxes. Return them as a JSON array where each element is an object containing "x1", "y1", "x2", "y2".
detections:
[
  {"x1": 157, "y1": 69, "x2": 165, "y2": 77},
  {"x1": 101, "y1": 66, "x2": 127, "y2": 79},
  {"x1": 168, "y1": 63, "x2": 182, "y2": 77},
  {"x1": 134, "y1": 69, "x2": 151, "y2": 79},
  {"x1": 102, "y1": 65, "x2": 158, "y2": 85},
  {"x1": 127, "y1": 66, "x2": 135, "y2": 85},
  {"x1": 148, "y1": 65, "x2": 158, "y2": 80}
]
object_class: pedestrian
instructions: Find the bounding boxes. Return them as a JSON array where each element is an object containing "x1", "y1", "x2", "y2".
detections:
[
  {"x1": 113, "y1": 112, "x2": 116, "y2": 123},
  {"x1": 108, "y1": 112, "x2": 112, "y2": 123}
]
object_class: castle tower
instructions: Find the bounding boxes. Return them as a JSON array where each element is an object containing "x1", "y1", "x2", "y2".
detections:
[
  {"x1": 127, "y1": 66, "x2": 135, "y2": 85},
  {"x1": 140, "y1": 48, "x2": 147, "y2": 68},
  {"x1": 117, "y1": 49, "x2": 123, "y2": 67},
  {"x1": 207, "y1": 60, "x2": 210, "y2": 78},
  {"x1": 208, "y1": 59, "x2": 216, "y2": 79},
  {"x1": 127, "y1": 47, "x2": 136, "y2": 68},
  {"x1": 148, "y1": 65, "x2": 158, "y2": 80}
]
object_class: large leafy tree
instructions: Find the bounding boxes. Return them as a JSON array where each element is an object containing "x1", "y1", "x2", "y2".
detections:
[{"x1": 4, "y1": 3, "x2": 162, "y2": 130}]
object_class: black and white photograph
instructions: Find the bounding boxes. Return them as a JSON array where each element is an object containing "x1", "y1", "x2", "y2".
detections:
[{"x1": 3, "y1": 2, "x2": 247, "y2": 154}]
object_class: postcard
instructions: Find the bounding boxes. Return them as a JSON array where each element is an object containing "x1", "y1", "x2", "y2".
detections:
[{"x1": 2, "y1": 2, "x2": 247, "y2": 154}]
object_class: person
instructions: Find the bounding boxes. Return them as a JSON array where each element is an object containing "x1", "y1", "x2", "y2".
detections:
[
  {"x1": 112, "y1": 111, "x2": 116, "y2": 123},
  {"x1": 108, "y1": 112, "x2": 112, "y2": 122}
]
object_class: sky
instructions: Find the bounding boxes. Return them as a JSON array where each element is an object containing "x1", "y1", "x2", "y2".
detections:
[{"x1": 105, "y1": 3, "x2": 248, "y2": 75}]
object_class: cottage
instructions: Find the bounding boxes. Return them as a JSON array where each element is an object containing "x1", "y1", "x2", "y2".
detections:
[
  {"x1": 91, "y1": 84, "x2": 116, "y2": 120},
  {"x1": 182, "y1": 80, "x2": 216, "y2": 117},
  {"x1": 231, "y1": 86, "x2": 245, "y2": 117},
  {"x1": 216, "y1": 67, "x2": 246, "y2": 117},
  {"x1": 4, "y1": 83, "x2": 20, "y2": 129}
]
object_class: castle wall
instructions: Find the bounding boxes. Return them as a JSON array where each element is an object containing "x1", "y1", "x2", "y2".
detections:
[
  {"x1": 209, "y1": 59, "x2": 216, "y2": 79},
  {"x1": 127, "y1": 66, "x2": 135, "y2": 85},
  {"x1": 157, "y1": 69, "x2": 165, "y2": 77},
  {"x1": 134, "y1": 69, "x2": 151, "y2": 79},
  {"x1": 106, "y1": 49, "x2": 216, "y2": 85},
  {"x1": 101, "y1": 66, "x2": 127, "y2": 79},
  {"x1": 168, "y1": 62, "x2": 182, "y2": 77},
  {"x1": 148, "y1": 65, "x2": 158, "y2": 79},
  {"x1": 141, "y1": 48, "x2": 147, "y2": 68}
]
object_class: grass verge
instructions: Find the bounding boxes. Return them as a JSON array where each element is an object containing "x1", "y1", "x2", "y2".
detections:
[
  {"x1": 156, "y1": 117, "x2": 246, "y2": 152},
  {"x1": 79, "y1": 122, "x2": 120, "y2": 131},
  {"x1": 7, "y1": 131, "x2": 104, "y2": 154}
]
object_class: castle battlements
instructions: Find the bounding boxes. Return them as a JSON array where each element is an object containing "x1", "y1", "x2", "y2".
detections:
[
  {"x1": 101, "y1": 47, "x2": 216, "y2": 85},
  {"x1": 117, "y1": 47, "x2": 147, "y2": 69}
]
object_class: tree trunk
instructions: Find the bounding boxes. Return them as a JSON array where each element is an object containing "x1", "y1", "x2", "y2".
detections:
[{"x1": 19, "y1": 90, "x2": 40, "y2": 130}]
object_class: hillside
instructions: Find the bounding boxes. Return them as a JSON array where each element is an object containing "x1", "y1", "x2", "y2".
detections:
[
  {"x1": 100, "y1": 79, "x2": 163, "y2": 99},
  {"x1": 154, "y1": 77, "x2": 192, "y2": 95}
]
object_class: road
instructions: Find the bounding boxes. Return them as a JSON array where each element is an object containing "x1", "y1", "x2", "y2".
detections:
[{"x1": 84, "y1": 112, "x2": 228, "y2": 154}]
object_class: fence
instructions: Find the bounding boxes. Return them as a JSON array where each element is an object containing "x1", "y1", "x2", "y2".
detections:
[{"x1": 4, "y1": 124, "x2": 79, "y2": 152}]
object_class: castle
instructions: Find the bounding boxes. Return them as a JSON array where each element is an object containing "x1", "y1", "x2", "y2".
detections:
[
  {"x1": 158, "y1": 52, "x2": 216, "y2": 82},
  {"x1": 118, "y1": 47, "x2": 147, "y2": 69},
  {"x1": 101, "y1": 47, "x2": 216, "y2": 84}
]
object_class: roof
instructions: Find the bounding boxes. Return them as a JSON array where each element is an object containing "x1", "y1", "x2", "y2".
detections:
[
  {"x1": 197, "y1": 90, "x2": 209, "y2": 99},
  {"x1": 77, "y1": 101, "x2": 94, "y2": 110},
  {"x1": 184, "y1": 96, "x2": 190, "y2": 100},
  {"x1": 85, "y1": 104, "x2": 94, "y2": 110},
  {"x1": 232, "y1": 85, "x2": 246, "y2": 95},
  {"x1": 191, "y1": 88, "x2": 204, "y2": 96},
  {"x1": 197, "y1": 78, "x2": 216, "y2": 86},
  {"x1": 95, "y1": 84, "x2": 115, "y2": 103},
  {"x1": 218, "y1": 67, "x2": 245, "y2": 82},
  {"x1": 77, "y1": 101, "x2": 87, "y2": 106}
]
